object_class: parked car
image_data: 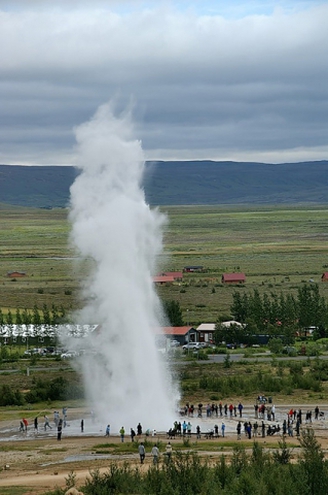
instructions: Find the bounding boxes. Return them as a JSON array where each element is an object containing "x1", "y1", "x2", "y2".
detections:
[
  {"x1": 61, "y1": 351, "x2": 78, "y2": 359},
  {"x1": 182, "y1": 342, "x2": 200, "y2": 351},
  {"x1": 24, "y1": 348, "x2": 46, "y2": 356}
]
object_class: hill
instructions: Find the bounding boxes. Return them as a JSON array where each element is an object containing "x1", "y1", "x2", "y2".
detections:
[{"x1": 0, "y1": 160, "x2": 327, "y2": 207}]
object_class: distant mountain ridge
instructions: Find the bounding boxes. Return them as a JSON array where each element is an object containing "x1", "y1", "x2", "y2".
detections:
[{"x1": 0, "y1": 160, "x2": 327, "y2": 207}]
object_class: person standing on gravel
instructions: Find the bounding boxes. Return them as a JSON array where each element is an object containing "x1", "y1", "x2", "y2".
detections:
[
  {"x1": 57, "y1": 418, "x2": 63, "y2": 441},
  {"x1": 120, "y1": 426, "x2": 125, "y2": 442},
  {"x1": 138, "y1": 442, "x2": 146, "y2": 464},
  {"x1": 151, "y1": 444, "x2": 160, "y2": 465},
  {"x1": 165, "y1": 441, "x2": 173, "y2": 462},
  {"x1": 221, "y1": 422, "x2": 225, "y2": 438},
  {"x1": 44, "y1": 415, "x2": 52, "y2": 431}
]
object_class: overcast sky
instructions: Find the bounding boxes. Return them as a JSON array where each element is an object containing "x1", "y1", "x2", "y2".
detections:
[{"x1": 0, "y1": 0, "x2": 327, "y2": 165}]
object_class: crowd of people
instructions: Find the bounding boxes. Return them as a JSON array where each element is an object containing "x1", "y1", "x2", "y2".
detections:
[{"x1": 17, "y1": 402, "x2": 326, "y2": 448}]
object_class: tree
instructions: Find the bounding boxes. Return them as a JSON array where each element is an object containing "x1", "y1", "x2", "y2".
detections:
[
  {"x1": 268, "y1": 337, "x2": 284, "y2": 354},
  {"x1": 299, "y1": 428, "x2": 328, "y2": 495},
  {"x1": 272, "y1": 437, "x2": 293, "y2": 464},
  {"x1": 298, "y1": 284, "x2": 327, "y2": 333},
  {"x1": 15, "y1": 308, "x2": 22, "y2": 325},
  {"x1": 231, "y1": 291, "x2": 248, "y2": 322},
  {"x1": 163, "y1": 300, "x2": 184, "y2": 326},
  {"x1": 22, "y1": 308, "x2": 32, "y2": 326}
]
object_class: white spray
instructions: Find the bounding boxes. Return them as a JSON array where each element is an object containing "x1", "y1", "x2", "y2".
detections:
[{"x1": 66, "y1": 102, "x2": 179, "y2": 433}]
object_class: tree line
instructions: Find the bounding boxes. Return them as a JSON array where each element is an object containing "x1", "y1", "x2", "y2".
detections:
[
  {"x1": 215, "y1": 283, "x2": 328, "y2": 346},
  {"x1": 0, "y1": 303, "x2": 67, "y2": 327}
]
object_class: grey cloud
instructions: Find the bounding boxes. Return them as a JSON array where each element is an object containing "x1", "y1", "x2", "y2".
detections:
[{"x1": 0, "y1": 3, "x2": 327, "y2": 163}]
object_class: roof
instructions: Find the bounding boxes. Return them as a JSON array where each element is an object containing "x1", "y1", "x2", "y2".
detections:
[
  {"x1": 184, "y1": 265, "x2": 203, "y2": 269},
  {"x1": 197, "y1": 323, "x2": 215, "y2": 332},
  {"x1": 160, "y1": 326, "x2": 195, "y2": 336},
  {"x1": 157, "y1": 271, "x2": 183, "y2": 279},
  {"x1": 153, "y1": 275, "x2": 176, "y2": 283},
  {"x1": 222, "y1": 273, "x2": 246, "y2": 281}
]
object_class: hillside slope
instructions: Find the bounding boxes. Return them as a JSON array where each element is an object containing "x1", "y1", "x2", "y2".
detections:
[{"x1": 0, "y1": 160, "x2": 327, "y2": 207}]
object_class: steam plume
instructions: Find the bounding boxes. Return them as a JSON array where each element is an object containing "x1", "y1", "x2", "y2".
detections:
[{"x1": 66, "y1": 102, "x2": 178, "y2": 431}]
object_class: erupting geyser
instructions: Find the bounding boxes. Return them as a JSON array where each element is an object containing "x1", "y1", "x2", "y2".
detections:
[{"x1": 65, "y1": 102, "x2": 179, "y2": 432}]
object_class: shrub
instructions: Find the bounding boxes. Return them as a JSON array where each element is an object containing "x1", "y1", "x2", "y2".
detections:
[{"x1": 0, "y1": 384, "x2": 24, "y2": 406}]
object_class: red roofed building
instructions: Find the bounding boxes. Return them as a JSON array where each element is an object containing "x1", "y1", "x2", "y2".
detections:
[
  {"x1": 159, "y1": 326, "x2": 199, "y2": 345},
  {"x1": 153, "y1": 271, "x2": 183, "y2": 284},
  {"x1": 221, "y1": 273, "x2": 246, "y2": 284},
  {"x1": 7, "y1": 271, "x2": 26, "y2": 278},
  {"x1": 153, "y1": 274, "x2": 176, "y2": 284}
]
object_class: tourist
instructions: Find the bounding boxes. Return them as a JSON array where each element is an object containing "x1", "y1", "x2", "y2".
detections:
[
  {"x1": 236, "y1": 421, "x2": 241, "y2": 440},
  {"x1": 271, "y1": 404, "x2": 276, "y2": 421},
  {"x1": 80, "y1": 419, "x2": 84, "y2": 433},
  {"x1": 288, "y1": 423, "x2": 293, "y2": 437},
  {"x1": 315, "y1": 406, "x2": 319, "y2": 420},
  {"x1": 137, "y1": 423, "x2": 142, "y2": 435},
  {"x1": 34, "y1": 416, "x2": 38, "y2": 433},
  {"x1": 105, "y1": 424, "x2": 110, "y2": 437},
  {"x1": 57, "y1": 418, "x2": 63, "y2": 441},
  {"x1": 44, "y1": 415, "x2": 52, "y2": 431},
  {"x1": 120, "y1": 426, "x2": 125, "y2": 442},
  {"x1": 138, "y1": 442, "x2": 145, "y2": 464},
  {"x1": 22, "y1": 418, "x2": 28, "y2": 432},
  {"x1": 165, "y1": 441, "x2": 173, "y2": 461},
  {"x1": 151, "y1": 444, "x2": 160, "y2": 465},
  {"x1": 221, "y1": 422, "x2": 225, "y2": 438},
  {"x1": 53, "y1": 411, "x2": 59, "y2": 427},
  {"x1": 63, "y1": 407, "x2": 68, "y2": 428},
  {"x1": 283, "y1": 419, "x2": 287, "y2": 435},
  {"x1": 296, "y1": 419, "x2": 300, "y2": 436},
  {"x1": 130, "y1": 428, "x2": 136, "y2": 442}
]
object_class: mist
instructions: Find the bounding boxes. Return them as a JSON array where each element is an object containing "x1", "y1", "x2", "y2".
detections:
[{"x1": 64, "y1": 102, "x2": 179, "y2": 432}]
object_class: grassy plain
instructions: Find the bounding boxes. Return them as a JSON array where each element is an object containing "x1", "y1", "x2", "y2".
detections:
[{"x1": 1, "y1": 203, "x2": 328, "y2": 324}]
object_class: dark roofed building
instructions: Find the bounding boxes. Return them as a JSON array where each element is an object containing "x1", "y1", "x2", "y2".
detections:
[{"x1": 183, "y1": 266, "x2": 204, "y2": 273}]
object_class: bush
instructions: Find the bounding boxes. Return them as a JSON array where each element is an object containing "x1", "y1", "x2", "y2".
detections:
[
  {"x1": 25, "y1": 376, "x2": 70, "y2": 403},
  {"x1": 0, "y1": 384, "x2": 24, "y2": 406}
]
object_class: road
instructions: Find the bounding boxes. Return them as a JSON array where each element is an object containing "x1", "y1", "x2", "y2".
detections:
[{"x1": 206, "y1": 352, "x2": 328, "y2": 364}]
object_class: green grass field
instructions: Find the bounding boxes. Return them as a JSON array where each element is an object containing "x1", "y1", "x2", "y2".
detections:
[{"x1": 1, "y1": 203, "x2": 328, "y2": 324}]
